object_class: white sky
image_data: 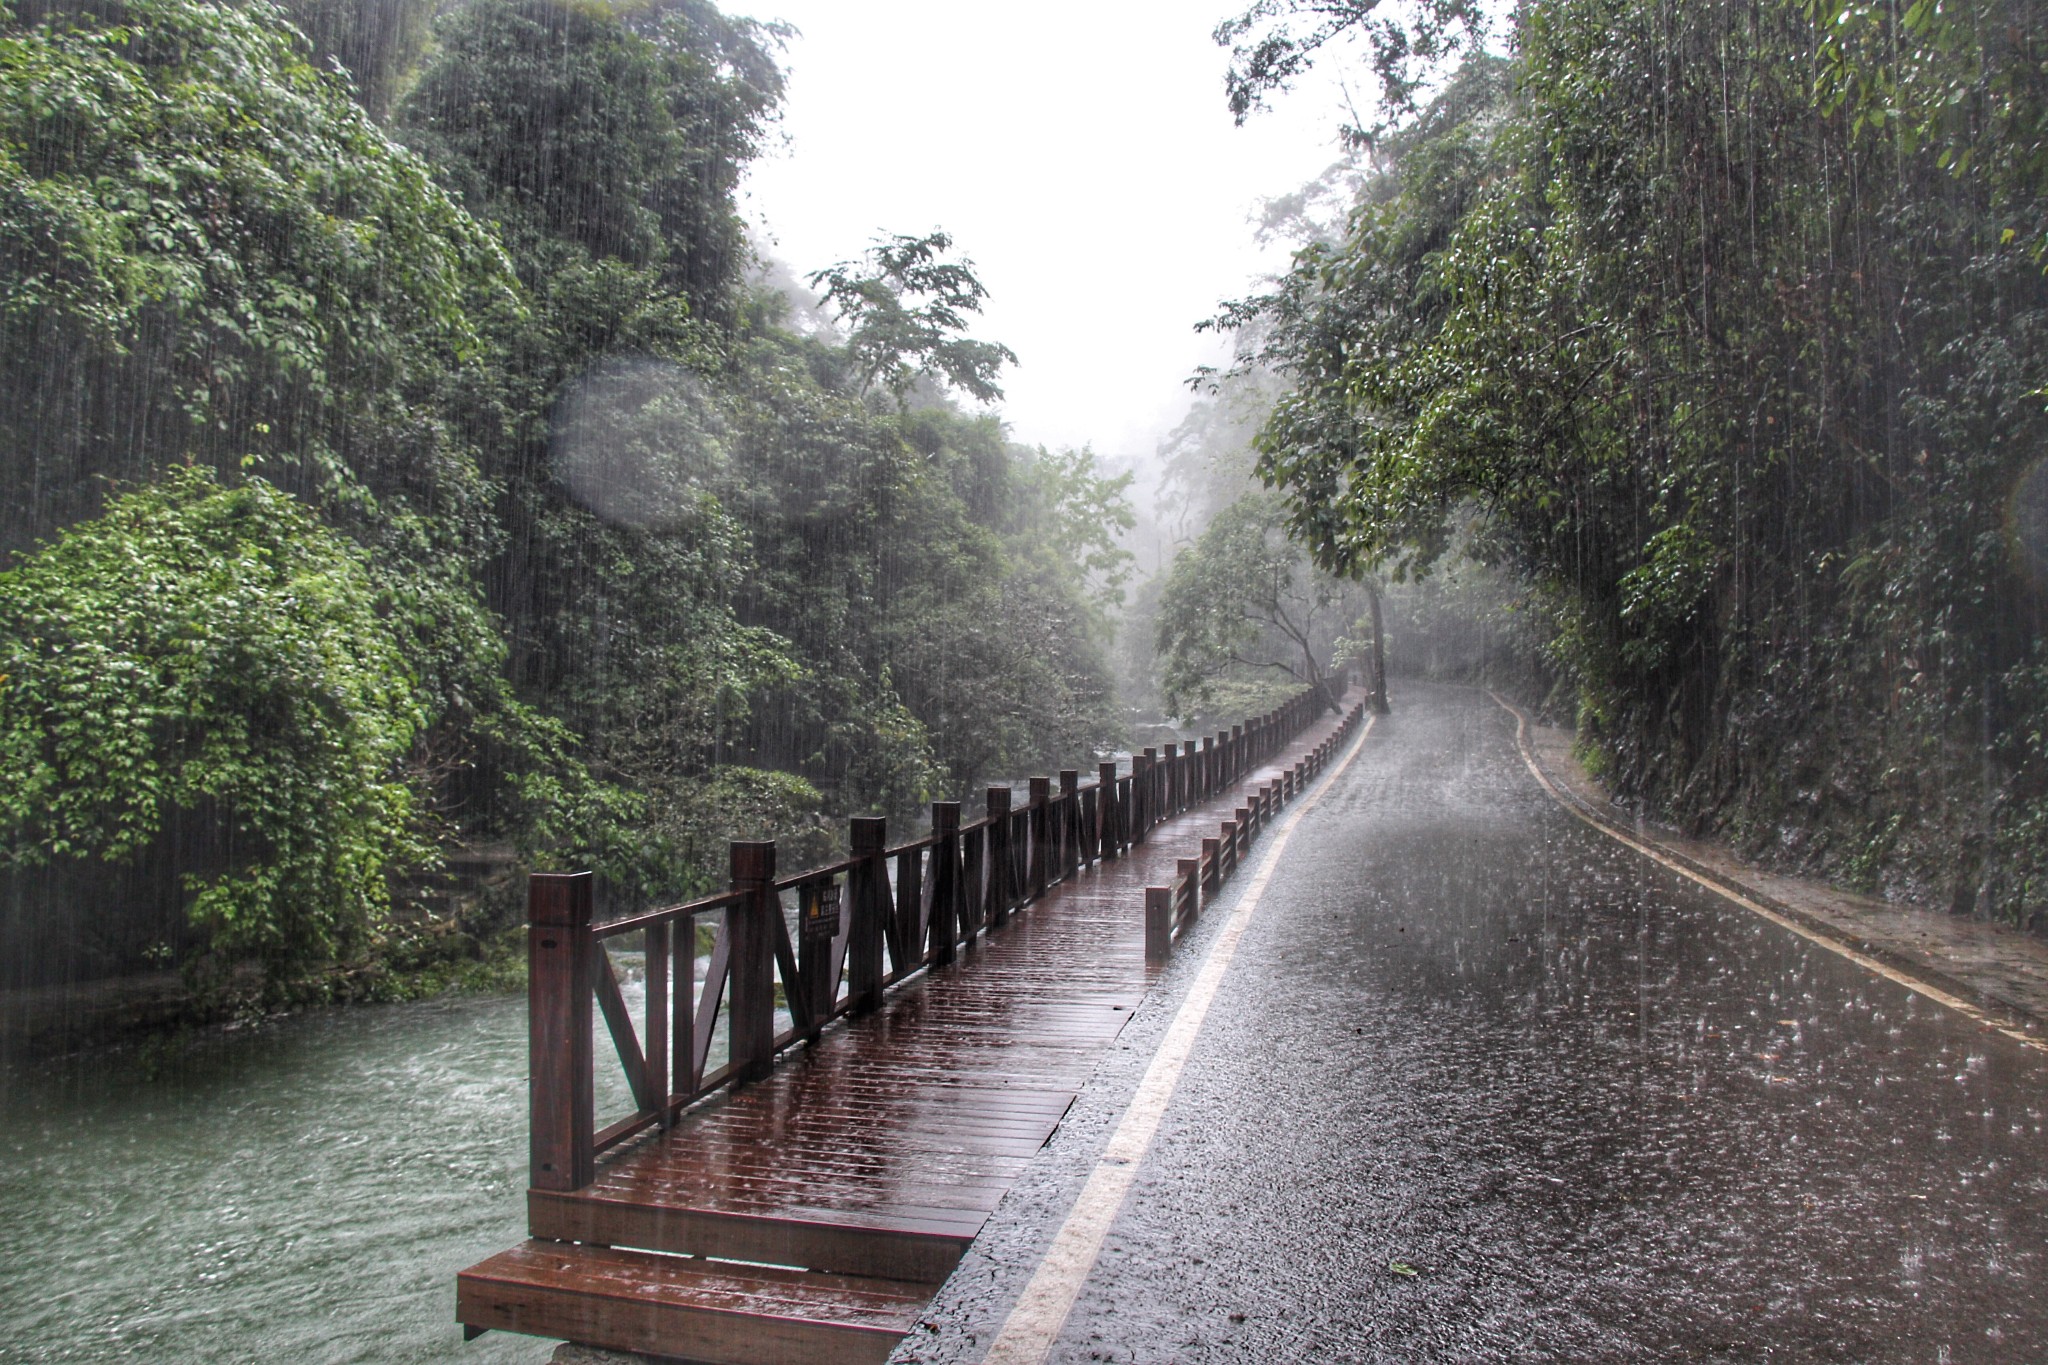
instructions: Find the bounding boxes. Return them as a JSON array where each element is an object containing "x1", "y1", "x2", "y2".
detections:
[{"x1": 738, "y1": 1, "x2": 1360, "y2": 470}]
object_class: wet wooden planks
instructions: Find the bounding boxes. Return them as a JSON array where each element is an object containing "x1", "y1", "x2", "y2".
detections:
[{"x1": 460, "y1": 698, "x2": 1362, "y2": 1361}]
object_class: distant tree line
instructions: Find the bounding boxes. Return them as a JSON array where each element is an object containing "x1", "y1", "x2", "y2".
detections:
[{"x1": 0, "y1": 0, "x2": 1130, "y2": 990}]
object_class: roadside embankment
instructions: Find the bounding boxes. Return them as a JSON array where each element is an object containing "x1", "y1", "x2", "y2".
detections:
[{"x1": 1520, "y1": 713, "x2": 2048, "y2": 1037}]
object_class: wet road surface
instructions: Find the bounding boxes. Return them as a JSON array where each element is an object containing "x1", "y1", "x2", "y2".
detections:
[{"x1": 900, "y1": 683, "x2": 2048, "y2": 1364}]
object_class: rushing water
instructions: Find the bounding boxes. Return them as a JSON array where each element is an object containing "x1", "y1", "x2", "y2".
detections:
[{"x1": 0, "y1": 993, "x2": 555, "y2": 1364}]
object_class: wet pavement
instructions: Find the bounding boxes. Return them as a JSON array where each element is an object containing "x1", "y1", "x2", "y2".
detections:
[
  {"x1": 1521, "y1": 714, "x2": 2048, "y2": 1038},
  {"x1": 897, "y1": 683, "x2": 2048, "y2": 1364}
]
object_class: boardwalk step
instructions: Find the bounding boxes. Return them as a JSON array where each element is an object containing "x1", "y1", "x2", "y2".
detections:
[
  {"x1": 457, "y1": 1240, "x2": 925, "y2": 1365},
  {"x1": 528, "y1": 1189, "x2": 975, "y2": 1285}
]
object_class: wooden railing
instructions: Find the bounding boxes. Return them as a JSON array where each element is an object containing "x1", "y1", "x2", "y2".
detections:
[
  {"x1": 1144, "y1": 697, "x2": 1368, "y2": 961},
  {"x1": 527, "y1": 680, "x2": 1345, "y2": 1194}
]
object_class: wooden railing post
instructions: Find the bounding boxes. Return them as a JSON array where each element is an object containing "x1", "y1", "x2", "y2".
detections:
[
  {"x1": 796, "y1": 876, "x2": 834, "y2": 1043},
  {"x1": 728, "y1": 841, "x2": 777, "y2": 1083},
  {"x1": 961, "y1": 821, "x2": 987, "y2": 938},
  {"x1": 530, "y1": 871, "x2": 594, "y2": 1193},
  {"x1": 929, "y1": 802, "x2": 962, "y2": 966},
  {"x1": 1182, "y1": 740, "x2": 1199, "y2": 812},
  {"x1": 1059, "y1": 770, "x2": 1080, "y2": 879},
  {"x1": 645, "y1": 915, "x2": 671, "y2": 1127},
  {"x1": 1015, "y1": 803, "x2": 1031, "y2": 904},
  {"x1": 672, "y1": 909, "x2": 696, "y2": 1099},
  {"x1": 1145, "y1": 747, "x2": 1162, "y2": 829},
  {"x1": 1132, "y1": 750, "x2": 1154, "y2": 845},
  {"x1": 986, "y1": 787, "x2": 1014, "y2": 926},
  {"x1": 848, "y1": 817, "x2": 887, "y2": 1013},
  {"x1": 1097, "y1": 761, "x2": 1120, "y2": 859},
  {"x1": 1145, "y1": 885, "x2": 1172, "y2": 963},
  {"x1": 1200, "y1": 736, "x2": 1214, "y2": 801},
  {"x1": 1028, "y1": 776, "x2": 1051, "y2": 900},
  {"x1": 1080, "y1": 783, "x2": 1099, "y2": 865},
  {"x1": 1231, "y1": 724, "x2": 1244, "y2": 781},
  {"x1": 893, "y1": 843, "x2": 922, "y2": 973}
]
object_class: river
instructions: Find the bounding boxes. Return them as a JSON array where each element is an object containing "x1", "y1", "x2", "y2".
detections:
[{"x1": 0, "y1": 992, "x2": 557, "y2": 1364}]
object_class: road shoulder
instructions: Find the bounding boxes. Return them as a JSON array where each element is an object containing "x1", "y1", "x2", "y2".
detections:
[{"x1": 1523, "y1": 719, "x2": 2048, "y2": 1038}]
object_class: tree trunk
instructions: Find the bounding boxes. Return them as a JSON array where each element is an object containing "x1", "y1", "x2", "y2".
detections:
[
  {"x1": 1300, "y1": 643, "x2": 1337, "y2": 714},
  {"x1": 1366, "y1": 581, "x2": 1390, "y2": 714}
]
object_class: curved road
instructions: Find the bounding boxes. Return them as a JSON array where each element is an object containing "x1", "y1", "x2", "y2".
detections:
[{"x1": 899, "y1": 683, "x2": 2048, "y2": 1364}]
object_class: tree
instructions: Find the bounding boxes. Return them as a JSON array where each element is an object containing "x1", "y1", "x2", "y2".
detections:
[
  {"x1": 0, "y1": 471, "x2": 428, "y2": 975},
  {"x1": 808, "y1": 231, "x2": 1019, "y2": 407},
  {"x1": 1226, "y1": 2, "x2": 2048, "y2": 923},
  {"x1": 396, "y1": 0, "x2": 816, "y2": 884},
  {"x1": 399, "y1": 0, "x2": 786, "y2": 322},
  {"x1": 1806, "y1": 0, "x2": 2048, "y2": 270},
  {"x1": 1155, "y1": 493, "x2": 1361, "y2": 718},
  {"x1": 0, "y1": 0, "x2": 514, "y2": 554},
  {"x1": 275, "y1": 0, "x2": 436, "y2": 118},
  {"x1": 0, "y1": 0, "x2": 1141, "y2": 979},
  {"x1": 1010, "y1": 443, "x2": 1138, "y2": 631},
  {"x1": 1213, "y1": 0, "x2": 1488, "y2": 144}
]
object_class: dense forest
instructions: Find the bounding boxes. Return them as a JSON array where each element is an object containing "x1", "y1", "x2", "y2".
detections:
[
  {"x1": 0, "y1": 0, "x2": 1133, "y2": 994},
  {"x1": 3, "y1": 0, "x2": 2042, "y2": 1009},
  {"x1": 1213, "y1": 0, "x2": 2048, "y2": 922}
]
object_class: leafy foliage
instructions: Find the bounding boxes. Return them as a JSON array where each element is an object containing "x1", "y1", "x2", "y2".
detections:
[
  {"x1": 0, "y1": 471, "x2": 426, "y2": 969},
  {"x1": 1807, "y1": 0, "x2": 2047, "y2": 266},
  {"x1": 0, "y1": 0, "x2": 1134, "y2": 994},
  {"x1": 1156, "y1": 492, "x2": 1358, "y2": 718},
  {"x1": 0, "y1": 0, "x2": 513, "y2": 550},
  {"x1": 809, "y1": 231, "x2": 1020, "y2": 407},
  {"x1": 1232, "y1": 4, "x2": 2048, "y2": 921},
  {"x1": 1213, "y1": 0, "x2": 1488, "y2": 144},
  {"x1": 399, "y1": 0, "x2": 785, "y2": 323},
  {"x1": 716, "y1": 345, "x2": 1129, "y2": 805},
  {"x1": 274, "y1": 0, "x2": 436, "y2": 117}
]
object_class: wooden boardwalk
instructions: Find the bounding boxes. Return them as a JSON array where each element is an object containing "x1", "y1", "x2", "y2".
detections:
[{"x1": 458, "y1": 689, "x2": 1367, "y2": 1364}]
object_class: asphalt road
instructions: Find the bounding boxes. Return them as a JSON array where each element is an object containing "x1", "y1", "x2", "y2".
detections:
[{"x1": 895, "y1": 682, "x2": 2048, "y2": 1364}]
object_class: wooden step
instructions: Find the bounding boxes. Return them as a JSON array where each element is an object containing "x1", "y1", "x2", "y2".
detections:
[
  {"x1": 528, "y1": 1189, "x2": 974, "y2": 1285},
  {"x1": 457, "y1": 1240, "x2": 926, "y2": 1365}
]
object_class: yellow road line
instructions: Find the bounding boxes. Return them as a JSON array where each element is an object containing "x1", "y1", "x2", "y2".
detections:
[
  {"x1": 980, "y1": 712, "x2": 1380, "y2": 1365},
  {"x1": 1488, "y1": 690, "x2": 2046, "y2": 1054}
]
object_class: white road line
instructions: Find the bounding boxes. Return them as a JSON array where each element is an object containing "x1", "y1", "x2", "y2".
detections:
[
  {"x1": 1488, "y1": 690, "x2": 2047, "y2": 1054},
  {"x1": 979, "y1": 713, "x2": 1380, "y2": 1365}
]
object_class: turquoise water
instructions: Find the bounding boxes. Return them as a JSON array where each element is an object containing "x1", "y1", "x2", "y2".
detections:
[{"x1": 0, "y1": 994, "x2": 556, "y2": 1364}]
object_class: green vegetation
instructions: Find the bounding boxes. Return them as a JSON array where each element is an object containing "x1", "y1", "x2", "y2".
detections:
[
  {"x1": 18, "y1": 0, "x2": 2033, "y2": 1011},
  {"x1": 0, "y1": 471, "x2": 427, "y2": 972},
  {"x1": 0, "y1": 0, "x2": 1129, "y2": 999},
  {"x1": 1216, "y1": 0, "x2": 2048, "y2": 921},
  {"x1": 1155, "y1": 491, "x2": 1359, "y2": 718}
]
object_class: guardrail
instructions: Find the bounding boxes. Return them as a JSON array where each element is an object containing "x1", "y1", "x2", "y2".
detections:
[
  {"x1": 526, "y1": 680, "x2": 1345, "y2": 1194},
  {"x1": 1144, "y1": 698, "x2": 1366, "y2": 961}
]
